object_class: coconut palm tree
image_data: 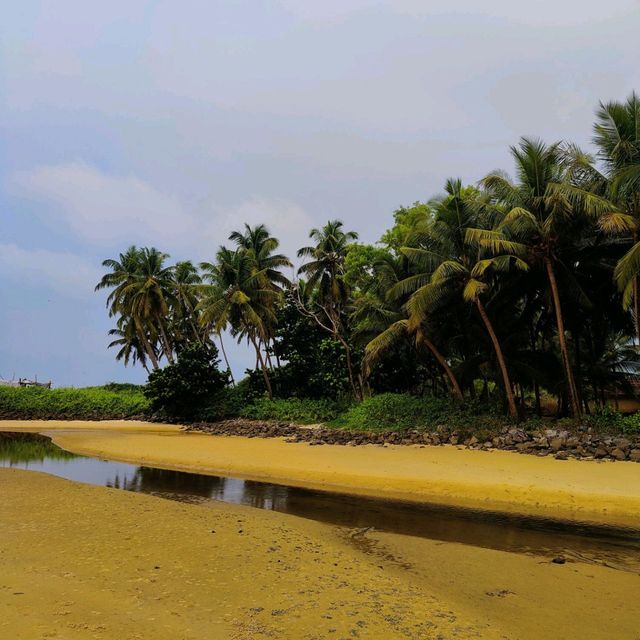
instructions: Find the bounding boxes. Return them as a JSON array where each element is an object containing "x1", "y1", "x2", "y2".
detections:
[
  {"x1": 477, "y1": 138, "x2": 623, "y2": 417},
  {"x1": 229, "y1": 224, "x2": 292, "y2": 366},
  {"x1": 390, "y1": 179, "x2": 526, "y2": 417},
  {"x1": 96, "y1": 246, "x2": 162, "y2": 370},
  {"x1": 297, "y1": 220, "x2": 360, "y2": 397},
  {"x1": 107, "y1": 317, "x2": 152, "y2": 372},
  {"x1": 199, "y1": 247, "x2": 279, "y2": 398},
  {"x1": 353, "y1": 251, "x2": 464, "y2": 401}
]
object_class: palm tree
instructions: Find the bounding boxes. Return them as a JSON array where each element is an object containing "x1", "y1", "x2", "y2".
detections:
[
  {"x1": 391, "y1": 179, "x2": 526, "y2": 417},
  {"x1": 107, "y1": 317, "x2": 152, "y2": 372},
  {"x1": 96, "y1": 246, "x2": 161, "y2": 370},
  {"x1": 587, "y1": 93, "x2": 640, "y2": 337},
  {"x1": 229, "y1": 224, "x2": 292, "y2": 367},
  {"x1": 354, "y1": 251, "x2": 464, "y2": 401},
  {"x1": 297, "y1": 220, "x2": 360, "y2": 397},
  {"x1": 477, "y1": 138, "x2": 621, "y2": 417},
  {"x1": 171, "y1": 260, "x2": 204, "y2": 346},
  {"x1": 199, "y1": 247, "x2": 279, "y2": 398}
]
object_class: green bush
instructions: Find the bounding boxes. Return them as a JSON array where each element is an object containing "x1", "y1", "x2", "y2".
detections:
[
  {"x1": 240, "y1": 397, "x2": 347, "y2": 423},
  {"x1": 620, "y1": 412, "x2": 640, "y2": 434},
  {"x1": 144, "y1": 344, "x2": 228, "y2": 419},
  {"x1": 330, "y1": 393, "x2": 454, "y2": 432},
  {"x1": 0, "y1": 385, "x2": 150, "y2": 419}
]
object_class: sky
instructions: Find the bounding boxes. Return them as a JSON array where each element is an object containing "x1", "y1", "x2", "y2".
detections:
[{"x1": 1, "y1": 1, "x2": 639, "y2": 386}]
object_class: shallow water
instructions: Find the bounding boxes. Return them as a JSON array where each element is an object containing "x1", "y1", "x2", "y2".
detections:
[{"x1": 2, "y1": 431, "x2": 639, "y2": 573}]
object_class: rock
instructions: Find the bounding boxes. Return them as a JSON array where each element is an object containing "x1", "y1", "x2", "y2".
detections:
[
  {"x1": 555, "y1": 451, "x2": 569, "y2": 460},
  {"x1": 594, "y1": 446, "x2": 608, "y2": 459},
  {"x1": 629, "y1": 449, "x2": 640, "y2": 463},
  {"x1": 552, "y1": 556, "x2": 566, "y2": 565},
  {"x1": 549, "y1": 437, "x2": 564, "y2": 452},
  {"x1": 610, "y1": 448, "x2": 627, "y2": 461}
]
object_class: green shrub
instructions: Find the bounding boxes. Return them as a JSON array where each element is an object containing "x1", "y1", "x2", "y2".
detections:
[
  {"x1": 240, "y1": 397, "x2": 347, "y2": 423},
  {"x1": 144, "y1": 344, "x2": 228, "y2": 419},
  {"x1": 330, "y1": 393, "x2": 454, "y2": 432},
  {"x1": 0, "y1": 385, "x2": 150, "y2": 419},
  {"x1": 620, "y1": 412, "x2": 640, "y2": 434}
]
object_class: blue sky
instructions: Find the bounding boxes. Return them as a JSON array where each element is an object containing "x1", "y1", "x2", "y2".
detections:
[{"x1": 1, "y1": 1, "x2": 639, "y2": 386}]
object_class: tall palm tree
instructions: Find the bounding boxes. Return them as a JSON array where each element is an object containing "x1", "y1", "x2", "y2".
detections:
[
  {"x1": 478, "y1": 138, "x2": 620, "y2": 417},
  {"x1": 229, "y1": 224, "x2": 292, "y2": 367},
  {"x1": 171, "y1": 260, "x2": 204, "y2": 346},
  {"x1": 392, "y1": 179, "x2": 525, "y2": 417},
  {"x1": 199, "y1": 247, "x2": 279, "y2": 398},
  {"x1": 297, "y1": 220, "x2": 360, "y2": 397},
  {"x1": 588, "y1": 93, "x2": 640, "y2": 337},
  {"x1": 96, "y1": 246, "x2": 161, "y2": 370}
]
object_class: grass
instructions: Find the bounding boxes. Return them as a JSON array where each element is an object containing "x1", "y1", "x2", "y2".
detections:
[
  {"x1": 239, "y1": 397, "x2": 348, "y2": 424},
  {"x1": 0, "y1": 385, "x2": 150, "y2": 420}
]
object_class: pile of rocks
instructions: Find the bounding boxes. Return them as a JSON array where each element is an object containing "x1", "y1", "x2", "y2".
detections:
[{"x1": 187, "y1": 420, "x2": 640, "y2": 463}]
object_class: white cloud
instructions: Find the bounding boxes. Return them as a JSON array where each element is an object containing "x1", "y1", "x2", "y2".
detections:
[
  {"x1": 10, "y1": 162, "x2": 196, "y2": 247},
  {"x1": 0, "y1": 243, "x2": 101, "y2": 298},
  {"x1": 9, "y1": 162, "x2": 316, "y2": 264}
]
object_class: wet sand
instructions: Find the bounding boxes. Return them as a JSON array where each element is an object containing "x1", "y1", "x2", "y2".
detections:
[{"x1": 2, "y1": 420, "x2": 637, "y2": 527}]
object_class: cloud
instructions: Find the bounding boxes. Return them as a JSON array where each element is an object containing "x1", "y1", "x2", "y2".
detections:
[
  {"x1": 0, "y1": 243, "x2": 101, "y2": 298},
  {"x1": 9, "y1": 161, "x2": 316, "y2": 263},
  {"x1": 10, "y1": 162, "x2": 196, "y2": 247}
]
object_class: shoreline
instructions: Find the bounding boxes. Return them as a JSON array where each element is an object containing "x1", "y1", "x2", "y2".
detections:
[{"x1": 2, "y1": 419, "x2": 640, "y2": 528}]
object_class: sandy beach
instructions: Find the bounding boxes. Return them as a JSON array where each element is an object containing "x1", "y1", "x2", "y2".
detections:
[
  {"x1": 3, "y1": 420, "x2": 638, "y2": 528},
  {"x1": 2, "y1": 420, "x2": 640, "y2": 638},
  {"x1": 2, "y1": 467, "x2": 640, "y2": 640}
]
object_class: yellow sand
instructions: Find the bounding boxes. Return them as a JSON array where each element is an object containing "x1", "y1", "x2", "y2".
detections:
[
  {"x1": 3, "y1": 420, "x2": 637, "y2": 527},
  {"x1": 2, "y1": 468, "x2": 639, "y2": 639}
]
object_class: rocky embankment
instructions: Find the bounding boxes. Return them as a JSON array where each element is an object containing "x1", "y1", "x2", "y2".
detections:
[{"x1": 188, "y1": 419, "x2": 640, "y2": 463}]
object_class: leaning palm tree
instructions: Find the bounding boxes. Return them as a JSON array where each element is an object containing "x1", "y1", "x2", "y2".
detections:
[
  {"x1": 391, "y1": 179, "x2": 525, "y2": 417},
  {"x1": 199, "y1": 247, "x2": 279, "y2": 398},
  {"x1": 127, "y1": 247, "x2": 176, "y2": 365},
  {"x1": 354, "y1": 252, "x2": 464, "y2": 401},
  {"x1": 478, "y1": 138, "x2": 622, "y2": 417},
  {"x1": 296, "y1": 220, "x2": 360, "y2": 398},
  {"x1": 229, "y1": 223, "x2": 292, "y2": 367},
  {"x1": 107, "y1": 317, "x2": 152, "y2": 372},
  {"x1": 96, "y1": 246, "x2": 161, "y2": 370}
]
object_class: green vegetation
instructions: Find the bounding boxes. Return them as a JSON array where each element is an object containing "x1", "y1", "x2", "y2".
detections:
[
  {"x1": 144, "y1": 344, "x2": 228, "y2": 419},
  {"x1": 240, "y1": 397, "x2": 347, "y2": 424},
  {"x1": 86, "y1": 91, "x2": 640, "y2": 428},
  {"x1": 0, "y1": 385, "x2": 149, "y2": 420}
]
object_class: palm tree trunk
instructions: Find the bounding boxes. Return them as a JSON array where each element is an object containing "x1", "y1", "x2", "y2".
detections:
[
  {"x1": 422, "y1": 337, "x2": 464, "y2": 402},
  {"x1": 475, "y1": 298, "x2": 518, "y2": 419},
  {"x1": 158, "y1": 323, "x2": 175, "y2": 365},
  {"x1": 136, "y1": 324, "x2": 159, "y2": 370},
  {"x1": 336, "y1": 334, "x2": 360, "y2": 400},
  {"x1": 544, "y1": 257, "x2": 581, "y2": 418},
  {"x1": 217, "y1": 333, "x2": 235, "y2": 387},
  {"x1": 249, "y1": 335, "x2": 273, "y2": 399},
  {"x1": 632, "y1": 232, "x2": 640, "y2": 347}
]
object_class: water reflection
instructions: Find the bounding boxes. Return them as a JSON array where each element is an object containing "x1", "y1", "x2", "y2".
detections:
[{"x1": 1, "y1": 432, "x2": 639, "y2": 572}]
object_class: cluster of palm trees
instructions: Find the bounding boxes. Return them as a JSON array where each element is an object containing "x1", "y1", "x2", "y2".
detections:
[{"x1": 97, "y1": 92, "x2": 640, "y2": 419}]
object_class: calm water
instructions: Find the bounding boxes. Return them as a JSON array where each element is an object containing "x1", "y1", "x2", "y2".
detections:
[{"x1": 2, "y1": 431, "x2": 640, "y2": 573}]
